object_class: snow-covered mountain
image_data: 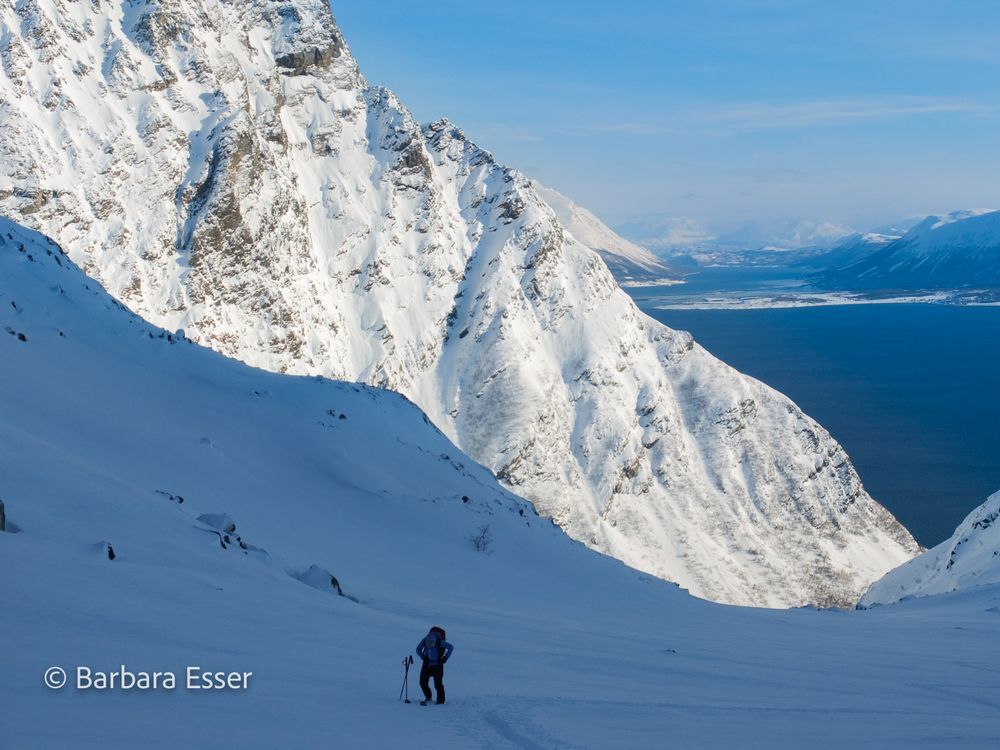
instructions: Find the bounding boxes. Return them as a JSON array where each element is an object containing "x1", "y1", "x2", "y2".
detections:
[
  {"x1": 817, "y1": 209, "x2": 1000, "y2": 290},
  {"x1": 531, "y1": 181, "x2": 682, "y2": 285},
  {"x1": 0, "y1": 0, "x2": 919, "y2": 607},
  {"x1": 3, "y1": 217, "x2": 999, "y2": 749},
  {"x1": 794, "y1": 231, "x2": 902, "y2": 271},
  {"x1": 861, "y1": 490, "x2": 1000, "y2": 606},
  {"x1": 618, "y1": 217, "x2": 856, "y2": 268},
  {"x1": 866, "y1": 216, "x2": 926, "y2": 237},
  {"x1": 713, "y1": 218, "x2": 854, "y2": 252},
  {"x1": 614, "y1": 215, "x2": 716, "y2": 251},
  {"x1": 0, "y1": 213, "x2": 554, "y2": 592}
]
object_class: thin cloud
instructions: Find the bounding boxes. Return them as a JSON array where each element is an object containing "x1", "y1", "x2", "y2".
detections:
[
  {"x1": 581, "y1": 122, "x2": 667, "y2": 136},
  {"x1": 704, "y1": 97, "x2": 994, "y2": 131},
  {"x1": 569, "y1": 97, "x2": 993, "y2": 139},
  {"x1": 876, "y1": 31, "x2": 1000, "y2": 66}
]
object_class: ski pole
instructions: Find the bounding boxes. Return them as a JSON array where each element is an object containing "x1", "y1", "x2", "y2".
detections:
[
  {"x1": 399, "y1": 655, "x2": 413, "y2": 702},
  {"x1": 405, "y1": 655, "x2": 412, "y2": 702}
]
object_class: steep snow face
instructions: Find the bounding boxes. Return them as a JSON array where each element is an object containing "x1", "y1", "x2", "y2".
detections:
[
  {"x1": 4, "y1": 219, "x2": 999, "y2": 750},
  {"x1": 861, "y1": 491, "x2": 1000, "y2": 606},
  {"x1": 0, "y1": 0, "x2": 918, "y2": 607},
  {"x1": 0, "y1": 213, "x2": 562, "y2": 605},
  {"x1": 531, "y1": 181, "x2": 681, "y2": 284},
  {"x1": 818, "y1": 209, "x2": 1000, "y2": 290}
]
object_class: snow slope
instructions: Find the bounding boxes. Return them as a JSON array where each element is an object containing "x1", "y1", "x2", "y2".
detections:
[
  {"x1": 2, "y1": 218, "x2": 999, "y2": 749},
  {"x1": 817, "y1": 209, "x2": 1000, "y2": 290},
  {"x1": 0, "y1": 0, "x2": 919, "y2": 607},
  {"x1": 861, "y1": 490, "x2": 1000, "y2": 606},
  {"x1": 795, "y1": 232, "x2": 901, "y2": 271},
  {"x1": 531, "y1": 181, "x2": 682, "y2": 284}
]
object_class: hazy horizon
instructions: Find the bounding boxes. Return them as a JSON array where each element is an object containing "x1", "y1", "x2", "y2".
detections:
[{"x1": 333, "y1": 0, "x2": 1000, "y2": 232}]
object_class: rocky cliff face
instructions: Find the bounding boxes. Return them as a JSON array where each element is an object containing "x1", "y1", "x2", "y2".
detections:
[{"x1": 0, "y1": 0, "x2": 919, "y2": 606}]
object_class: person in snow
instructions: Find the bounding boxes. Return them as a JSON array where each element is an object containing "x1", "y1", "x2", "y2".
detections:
[{"x1": 415, "y1": 626, "x2": 453, "y2": 705}]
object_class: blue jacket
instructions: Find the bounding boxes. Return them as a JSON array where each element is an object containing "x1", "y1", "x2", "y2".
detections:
[{"x1": 416, "y1": 633, "x2": 454, "y2": 666}]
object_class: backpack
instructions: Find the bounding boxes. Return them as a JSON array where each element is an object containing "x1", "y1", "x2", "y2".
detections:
[{"x1": 423, "y1": 627, "x2": 448, "y2": 661}]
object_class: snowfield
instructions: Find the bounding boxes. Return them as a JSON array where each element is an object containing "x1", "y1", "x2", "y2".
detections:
[{"x1": 2, "y1": 220, "x2": 999, "y2": 749}]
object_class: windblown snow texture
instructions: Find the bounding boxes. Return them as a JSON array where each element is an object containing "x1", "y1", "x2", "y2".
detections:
[
  {"x1": 861, "y1": 490, "x2": 1000, "y2": 606},
  {"x1": 0, "y1": 0, "x2": 918, "y2": 606}
]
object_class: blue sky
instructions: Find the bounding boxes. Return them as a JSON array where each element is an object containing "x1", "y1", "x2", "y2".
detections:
[{"x1": 331, "y1": 1, "x2": 1000, "y2": 231}]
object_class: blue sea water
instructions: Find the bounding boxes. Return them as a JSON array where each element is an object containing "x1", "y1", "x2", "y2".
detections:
[{"x1": 632, "y1": 298, "x2": 1000, "y2": 547}]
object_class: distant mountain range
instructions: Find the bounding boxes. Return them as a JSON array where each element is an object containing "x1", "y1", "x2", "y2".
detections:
[
  {"x1": 792, "y1": 232, "x2": 902, "y2": 271},
  {"x1": 713, "y1": 218, "x2": 855, "y2": 252},
  {"x1": 615, "y1": 209, "x2": 1000, "y2": 294},
  {"x1": 615, "y1": 217, "x2": 857, "y2": 268},
  {"x1": 813, "y1": 209, "x2": 1000, "y2": 292},
  {"x1": 614, "y1": 216, "x2": 717, "y2": 251}
]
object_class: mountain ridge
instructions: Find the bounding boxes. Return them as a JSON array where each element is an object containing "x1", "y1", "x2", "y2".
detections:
[
  {"x1": 815, "y1": 209, "x2": 1000, "y2": 291},
  {"x1": 530, "y1": 181, "x2": 682, "y2": 285},
  {"x1": 0, "y1": 0, "x2": 918, "y2": 607}
]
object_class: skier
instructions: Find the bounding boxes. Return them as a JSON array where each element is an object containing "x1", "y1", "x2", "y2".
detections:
[{"x1": 415, "y1": 626, "x2": 453, "y2": 705}]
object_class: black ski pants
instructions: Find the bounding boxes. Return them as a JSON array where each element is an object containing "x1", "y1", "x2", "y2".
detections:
[{"x1": 419, "y1": 661, "x2": 445, "y2": 703}]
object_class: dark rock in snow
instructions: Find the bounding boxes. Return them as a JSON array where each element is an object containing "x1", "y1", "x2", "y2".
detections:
[
  {"x1": 290, "y1": 564, "x2": 347, "y2": 597},
  {"x1": 198, "y1": 513, "x2": 237, "y2": 534},
  {"x1": 275, "y1": 43, "x2": 341, "y2": 75}
]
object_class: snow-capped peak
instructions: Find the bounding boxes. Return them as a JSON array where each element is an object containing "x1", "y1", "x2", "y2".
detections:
[
  {"x1": 893, "y1": 208, "x2": 1000, "y2": 254},
  {"x1": 0, "y1": 0, "x2": 918, "y2": 607},
  {"x1": 613, "y1": 216, "x2": 716, "y2": 250},
  {"x1": 925, "y1": 208, "x2": 999, "y2": 231},
  {"x1": 713, "y1": 218, "x2": 855, "y2": 251},
  {"x1": 816, "y1": 207, "x2": 1000, "y2": 290}
]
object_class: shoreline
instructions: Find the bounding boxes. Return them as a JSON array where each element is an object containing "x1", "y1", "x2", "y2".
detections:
[{"x1": 632, "y1": 290, "x2": 1000, "y2": 311}]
